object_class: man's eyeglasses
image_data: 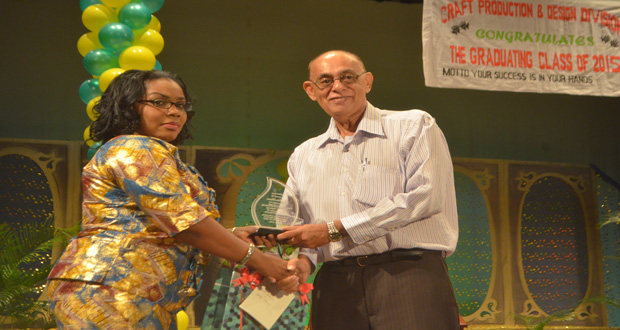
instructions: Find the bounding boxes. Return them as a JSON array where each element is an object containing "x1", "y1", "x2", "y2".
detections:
[
  {"x1": 310, "y1": 72, "x2": 368, "y2": 90},
  {"x1": 137, "y1": 99, "x2": 192, "y2": 112}
]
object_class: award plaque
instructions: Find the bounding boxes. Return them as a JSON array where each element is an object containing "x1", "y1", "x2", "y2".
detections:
[{"x1": 251, "y1": 177, "x2": 300, "y2": 229}]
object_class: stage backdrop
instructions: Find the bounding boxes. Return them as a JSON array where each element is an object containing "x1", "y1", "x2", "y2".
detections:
[
  {"x1": 1, "y1": 138, "x2": 619, "y2": 329},
  {"x1": 423, "y1": 0, "x2": 620, "y2": 96}
]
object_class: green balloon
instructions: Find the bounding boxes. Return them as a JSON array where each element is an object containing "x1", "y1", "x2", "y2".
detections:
[
  {"x1": 87, "y1": 141, "x2": 102, "y2": 161},
  {"x1": 141, "y1": 0, "x2": 164, "y2": 13},
  {"x1": 80, "y1": 0, "x2": 102, "y2": 11},
  {"x1": 79, "y1": 79, "x2": 102, "y2": 104},
  {"x1": 119, "y1": 3, "x2": 152, "y2": 30},
  {"x1": 99, "y1": 23, "x2": 134, "y2": 53},
  {"x1": 83, "y1": 48, "x2": 119, "y2": 76}
]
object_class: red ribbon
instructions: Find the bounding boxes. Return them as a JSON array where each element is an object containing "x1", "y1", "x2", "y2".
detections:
[
  {"x1": 233, "y1": 267, "x2": 314, "y2": 304},
  {"x1": 298, "y1": 283, "x2": 314, "y2": 305},
  {"x1": 232, "y1": 267, "x2": 264, "y2": 290}
]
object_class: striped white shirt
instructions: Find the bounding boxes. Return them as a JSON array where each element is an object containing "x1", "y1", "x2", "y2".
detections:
[{"x1": 287, "y1": 102, "x2": 458, "y2": 265}]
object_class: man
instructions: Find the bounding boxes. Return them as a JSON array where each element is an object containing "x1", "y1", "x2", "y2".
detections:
[{"x1": 277, "y1": 50, "x2": 460, "y2": 329}]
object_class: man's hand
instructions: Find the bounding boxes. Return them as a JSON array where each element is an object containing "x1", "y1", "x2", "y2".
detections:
[
  {"x1": 274, "y1": 256, "x2": 312, "y2": 293},
  {"x1": 276, "y1": 223, "x2": 330, "y2": 249}
]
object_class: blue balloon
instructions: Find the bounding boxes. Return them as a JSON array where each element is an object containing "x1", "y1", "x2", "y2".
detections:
[
  {"x1": 141, "y1": 0, "x2": 164, "y2": 13},
  {"x1": 80, "y1": 0, "x2": 102, "y2": 11},
  {"x1": 79, "y1": 79, "x2": 102, "y2": 104},
  {"x1": 153, "y1": 60, "x2": 162, "y2": 71},
  {"x1": 83, "y1": 48, "x2": 119, "y2": 76},
  {"x1": 99, "y1": 23, "x2": 134, "y2": 53},
  {"x1": 119, "y1": 3, "x2": 152, "y2": 30}
]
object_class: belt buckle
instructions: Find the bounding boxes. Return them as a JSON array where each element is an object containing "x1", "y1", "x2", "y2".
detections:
[{"x1": 356, "y1": 255, "x2": 370, "y2": 267}]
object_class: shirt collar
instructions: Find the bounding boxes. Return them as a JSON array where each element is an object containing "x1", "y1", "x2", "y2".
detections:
[{"x1": 316, "y1": 102, "x2": 385, "y2": 149}]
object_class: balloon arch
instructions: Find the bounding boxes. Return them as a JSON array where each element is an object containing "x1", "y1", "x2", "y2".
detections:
[{"x1": 77, "y1": 0, "x2": 165, "y2": 157}]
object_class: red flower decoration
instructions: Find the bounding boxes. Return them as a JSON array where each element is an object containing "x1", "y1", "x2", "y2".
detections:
[
  {"x1": 232, "y1": 266, "x2": 264, "y2": 290},
  {"x1": 233, "y1": 266, "x2": 314, "y2": 304},
  {"x1": 298, "y1": 283, "x2": 314, "y2": 305}
]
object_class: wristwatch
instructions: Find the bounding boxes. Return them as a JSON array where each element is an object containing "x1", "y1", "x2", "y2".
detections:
[{"x1": 327, "y1": 221, "x2": 342, "y2": 242}]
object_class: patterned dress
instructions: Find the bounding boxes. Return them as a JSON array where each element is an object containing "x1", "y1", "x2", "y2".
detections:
[{"x1": 47, "y1": 135, "x2": 220, "y2": 330}]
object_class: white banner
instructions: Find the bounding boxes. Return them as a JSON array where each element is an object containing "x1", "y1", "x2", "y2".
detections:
[{"x1": 422, "y1": 0, "x2": 620, "y2": 96}]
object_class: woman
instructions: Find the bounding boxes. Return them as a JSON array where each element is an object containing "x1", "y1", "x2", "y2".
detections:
[{"x1": 47, "y1": 70, "x2": 292, "y2": 329}]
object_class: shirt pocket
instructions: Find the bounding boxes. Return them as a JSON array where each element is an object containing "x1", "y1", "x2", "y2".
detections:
[{"x1": 352, "y1": 163, "x2": 402, "y2": 206}]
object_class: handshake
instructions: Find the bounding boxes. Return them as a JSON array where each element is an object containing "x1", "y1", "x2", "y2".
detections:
[
  {"x1": 230, "y1": 224, "x2": 310, "y2": 294},
  {"x1": 229, "y1": 219, "x2": 345, "y2": 293}
]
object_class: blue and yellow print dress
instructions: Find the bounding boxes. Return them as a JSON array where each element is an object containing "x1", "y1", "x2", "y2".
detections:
[{"x1": 48, "y1": 135, "x2": 220, "y2": 321}]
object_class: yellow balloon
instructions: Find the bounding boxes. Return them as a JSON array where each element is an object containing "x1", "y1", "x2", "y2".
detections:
[
  {"x1": 86, "y1": 96, "x2": 101, "y2": 121},
  {"x1": 84, "y1": 125, "x2": 95, "y2": 147},
  {"x1": 82, "y1": 4, "x2": 116, "y2": 32},
  {"x1": 99, "y1": 68, "x2": 126, "y2": 92},
  {"x1": 77, "y1": 32, "x2": 102, "y2": 57},
  {"x1": 133, "y1": 15, "x2": 161, "y2": 36},
  {"x1": 277, "y1": 160, "x2": 289, "y2": 181},
  {"x1": 133, "y1": 29, "x2": 164, "y2": 56},
  {"x1": 119, "y1": 46, "x2": 156, "y2": 70},
  {"x1": 101, "y1": 0, "x2": 130, "y2": 8},
  {"x1": 176, "y1": 310, "x2": 189, "y2": 330},
  {"x1": 147, "y1": 15, "x2": 161, "y2": 32}
]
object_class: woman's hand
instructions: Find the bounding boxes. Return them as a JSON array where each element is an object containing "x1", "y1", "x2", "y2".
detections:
[
  {"x1": 230, "y1": 225, "x2": 257, "y2": 242},
  {"x1": 252, "y1": 234, "x2": 279, "y2": 249},
  {"x1": 232, "y1": 226, "x2": 279, "y2": 249},
  {"x1": 175, "y1": 219, "x2": 296, "y2": 283},
  {"x1": 247, "y1": 252, "x2": 295, "y2": 284}
]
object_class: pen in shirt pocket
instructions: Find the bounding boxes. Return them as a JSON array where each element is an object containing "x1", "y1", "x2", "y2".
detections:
[{"x1": 362, "y1": 157, "x2": 370, "y2": 171}]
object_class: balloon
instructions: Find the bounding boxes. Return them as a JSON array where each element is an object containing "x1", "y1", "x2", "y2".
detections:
[
  {"x1": 153, "y1": 60, "x2": 162, "y2": 71},
  {"x1": 77, "y1": 32, "x2": 103, "y2": 57},
  {"x1": 133, "y1": 14, "x2": 161, "y2": 36},
  {"x1": 99, "y1": 68, "x2": 125, "y2": 92},
  {"x1": 99, "y1": 22, "x2": 134, "y2": 52},
  {"x1": 87, "y1": 141, "x2": 102, "y2": 160},
  {"x1": 119, "y1": 3, "x2": 152, "y2": 30},
  {"x1": 86, "y1": 96, "x2": 101, "y2": 121},
  {"x1": 142, "y1": 0, "x2": 164, "y2": 14},
  {"x1": 147, "y1": 15, "x2": 161, "y2": 32},
  {"x1": 101, "y1": 0, "x2": 130, "y2": 8},
  {"x1": 84, "y1": 125, "x2": 95, "y2": 147},
  {"x1": 80, "y1": 0, "x2": 102, "y2": 12},
  {"x1": 176, "y1": 311, "x2": 189, "y2": 330},
  {"x1": 277, "y1": 160, "x2": 289, "y2": 181},
  {"x1": 119, "y1": 46, "x2": 156, "y2": 70},
  {"x1": 79, "y1": 79, "x2": 102, "y2": 104},
  {"x1": 133, "y1": 29, "x2": 164, "y2": 55},
  {"x1": 83, "y1": 48, "x2": 119, "y2": 76},
  {"x1": 82, "y1": 4, "x2": 115, "y2": 32}
]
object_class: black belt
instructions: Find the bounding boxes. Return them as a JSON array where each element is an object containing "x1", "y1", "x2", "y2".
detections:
[{"x1": 325, "y1": 248, "x2": 438, "y2": 267}]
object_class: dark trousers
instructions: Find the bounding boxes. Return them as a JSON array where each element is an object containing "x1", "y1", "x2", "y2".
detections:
[{"x1": 311, "y1": 249, "x2": 460, "y2": 330}]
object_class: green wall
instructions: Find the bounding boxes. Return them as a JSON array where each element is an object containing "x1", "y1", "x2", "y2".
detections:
[{"x1": 1, "y1": 0, "x2": 619, "y2": 181}]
